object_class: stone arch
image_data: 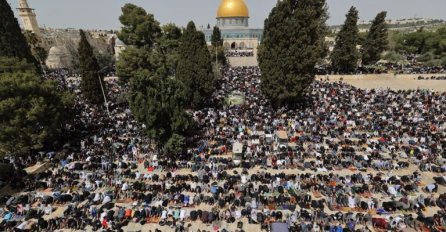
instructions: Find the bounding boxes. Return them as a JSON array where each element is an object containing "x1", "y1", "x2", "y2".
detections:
[
  {"x1": 231, "y1": 42, "x2": 237, "y2": 50},
  {"x1": 224, "y1": 42, "x2": 230, "y2": 49},
  {"x1": 239, "y1": 42, "x2": 246, "y2": 49}
]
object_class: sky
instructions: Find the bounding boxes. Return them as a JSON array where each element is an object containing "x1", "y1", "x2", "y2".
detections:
[{"x1": 7, "y1": 0, "x2": 446, "y2": 30}]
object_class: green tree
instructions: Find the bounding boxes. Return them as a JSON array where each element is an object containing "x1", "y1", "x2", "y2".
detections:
[
  {"x1": 357, "y1": 32, "x2": 368, "y2": 46},
  {"x1": 0, "y1": 58, "x2": 73, "y2": 156},
  {"x1": 390, "y1": 26, "x2": 446, "y2": 67},
  {"x1": 0, "y1": 0, "x2": 38, "y2": 67},
  {"x1": 128, "y1": 55, "x2": 193, "y2": 149},
  {"x1": 211, "y1": 26, "x2": 223, "y2": 47},
  {"x1": 95, "y1": 51, "x2": 115, "y2": 72},
  {"x1": 0, "y1": 56, "x2": 36, "y2": 73},
  {"x1": 176, "y1": 21, "x2": 215, "y2": 109},
  {"x1": 331, "y1": 6, "x2": 359, "y2": 73},
  {"x1": 159, "y1": 23, "x2": 182, "y2": 76},
  {"x1": 23, "y1": 30, "x2": 48, "y2": 65},
  {"x1": 164, "y1": 133, "x2": 186, "y2": 156},
  {"x1": 210, "y1": 26, "x2": 226, "y2": 65},
  {"x1": 78, "y1": 30, "x2": 104, "y2": 105},
  {"x1": 118, "y1": 3, "x2": 161, "y2": 48},
  {"x1": 210, "y1": 45, "x2": 227, "y2": 66},
  {"x1": 258, "y1": 0, "x2": 328, "y2": 107},
  {"x1": 116, "y1": 46, "x2": 157, "y2": 83},
  {"x1": 361, "y1": 11, "x2": 389, "y2": 65}
]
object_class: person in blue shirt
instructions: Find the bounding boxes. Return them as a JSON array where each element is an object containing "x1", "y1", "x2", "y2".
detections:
[{"x1": 336, "y1": 224, "x2": 344, "y2": 232}]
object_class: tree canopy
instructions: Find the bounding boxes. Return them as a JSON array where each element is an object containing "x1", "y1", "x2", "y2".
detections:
[
  {"x1": 361, "y1": 11, "x2": 389, "y2": 65},
  {"x1": 0, "y1": 0, "x2": 38, "y2": 67},
  {"x1": 176, "y1": 21, "x2": 215, "y2": 109},
  {"x1": 258, "y1": 0, "x2": 328, "y2": 107},
  {"x1": 78, "y1": 30, "x2": 104, "y2": 105},
  {"x1": 331, "y1": 6, "x2": 359, "y2": 73},
  {"x1": 211, "y1": 26, "x2": 223, "y2": 47},
  {"x1": 210, "y1": 26, "x2": 226, "y2": 65},
  {"x1": 0, "y1": 58, "x2": 73, "y2": 156},
  {"x1": 23, "y1": 30, "x2": 48, "y2": 66},
  {"x1": 118, "y1": 3, "x2": 161, "y2": 48},
  {"x1": 391, "y1": 27, "x2": 446, "y2": 67},
  {"x1": 128, "y1": 52, "x2": 193, "y2": 149},
  {"x1": 117, "y1": 5, "x2": 194, "y2": 153},
  {"x1": 0, "y1": 56, "x2": 36, "y2": 74}
]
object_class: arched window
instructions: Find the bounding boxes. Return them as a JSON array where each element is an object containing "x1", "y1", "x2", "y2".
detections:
[{"x1": 231, "y1": 42, "x2": 237, "y2": 50}]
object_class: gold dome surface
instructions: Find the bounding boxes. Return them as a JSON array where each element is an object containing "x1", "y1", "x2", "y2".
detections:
[{"x1": 217, "y1": 0, "x2": 249, "y2": 18}]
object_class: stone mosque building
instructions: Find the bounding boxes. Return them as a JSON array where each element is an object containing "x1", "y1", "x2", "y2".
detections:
[{"x1": 202, "y1": 0, "x2": 263, "y2": 50}]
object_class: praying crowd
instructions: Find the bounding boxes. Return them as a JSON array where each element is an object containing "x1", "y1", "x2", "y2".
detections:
[
  {"x1": 225, "y1": 50, "x2": 255, "y2": 57},
  {"x1": 0, "y1": 64, "x2": 446, "y2": 232},
  {"x1": 417, "y1": 76, "x2": 446, "y2": 80},
  {"x1": 315, "y1": 65, "x2": 445, "y2": 76}
]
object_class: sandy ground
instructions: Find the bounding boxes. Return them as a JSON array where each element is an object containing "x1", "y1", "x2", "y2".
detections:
[{"x1": 319, "y1": 73, "x2": 446, "y2": 91}]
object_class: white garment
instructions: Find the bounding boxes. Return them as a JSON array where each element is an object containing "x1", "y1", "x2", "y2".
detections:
[
  {"x1": 388, "y1": 186, "x2": 397, "y2": 196},
  {"x1": 102, "y1": 195, "x2": 111, "y2": 204},
  {"x1": 93, "y1": 193, "x2": 101, "y2": 202},
  {"x1": 161, "y1": 210, "x2": 167, "y2": 219},
  {"x1": 122, "y1": 182, "x2": 128, "y2": 191},
  {"x1": 241, "y1": 175, "x2": 247, "y2": 184},
  {"x1": 180, "y1": 209, "x2": 186, "y2": 220},
  {"x1": 348, "y1": 196, "x2": 356, "y2": 208}
]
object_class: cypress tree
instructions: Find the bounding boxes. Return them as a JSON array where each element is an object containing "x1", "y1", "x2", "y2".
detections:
[
  {"x1": 211, "y1": 26, "x2": 226, "y2": 65},
  {"x1": 362, "y1": 11, "x2": 389, "y2": 65},
  {"x1": 211, "y1": 26, "x2": 223, "y2": 47},
  {"x1": 176, "y1": 21, "x2": 215, "y2": 109},
  {"x1": 331, "y1": 6, "x2": 359, "y2": 73},
  {"x1": 259, "y1": 0, "x2": 328, "y2": 107},
  {"x1": 78, "y1": 30, "x2": 104, "y2": 105},
  {"x1": 0, "y1": 0, "x2": 38, "y2": 66}
]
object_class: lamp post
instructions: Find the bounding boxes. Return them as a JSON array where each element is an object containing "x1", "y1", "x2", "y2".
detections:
[{"x1": 98, "y1": 66, "x2": 110, "y2": 117}]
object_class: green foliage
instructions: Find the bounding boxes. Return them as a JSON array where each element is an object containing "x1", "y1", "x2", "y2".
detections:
[
  {"x1": 176, "y1": 21, "x2": 215, "y2": 109},
  {"x1": 357, "y1": 32, "x2": 367, "y2": 46},
  {"x1": 78, "y1": 30, "x2": 104, "y2": 105},
  {"x1": 118, "y1": 3, "x2": 161, "y2": 48},
  {"x1": 159, "y1": 24, "x2": 182, "y2": 77},
  {"x1": 331, "y1": 6, "x2": 359, "y2": 73},
  {"x1": 210, "y1": 45, "x2": 227, "y2": 66},
  {"x1": 0, "y1": 62, "x2": 73, "y2": 156},
  {"x1": 258, "y1": 0, "x2": 328, "y2": 107},
  {"x1": 0, "y1": 56, "x2": 36, "y2": 73},
  {"x1": 128, "y1": 59, "x2": 193, "y2": 148},
  {"x1": 116, "y1": 47, "x2": 156, "y2": 83},
  {"x1": 211, "y1": 26, "x2": 223, "y2": 47},
  {"x1": 23, "y1": 30, "x2": 48, "y2": 64},
  {"x1": 164, "y1": 133, "x2": 186, "y2": 156},
  {"x1": 117, "y1": 4, "x2": 195, "y2": 153},
  {"x1": 382, "y1": 51, "x2": 406, "y2": 64},
  {"x1": 361, "y1": 11, "x2": 389, "y2": 65},
  {"x1": 0, "y1": 0, "x2": 38, "y2": 67},
  {"x1": 391, "y1": 26, "x2": 446, "y2": 67},
  {"x1": 95, "y1": 51, "x2": 115, "y2": 71}
]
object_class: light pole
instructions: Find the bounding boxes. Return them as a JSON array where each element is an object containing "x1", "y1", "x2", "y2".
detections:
[{"x1": 98, "y1": 66, "x2": 110, "y2": 117}]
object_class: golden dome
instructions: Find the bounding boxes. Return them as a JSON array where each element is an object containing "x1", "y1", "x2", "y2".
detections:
[{"x1": 217, "y1": 0, "x2": 249, "y2": 18}]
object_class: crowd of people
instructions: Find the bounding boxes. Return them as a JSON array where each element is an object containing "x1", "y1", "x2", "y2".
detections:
[
  {"x1": 225, "y1": 50, "x2": 254, "y2": 57},
  {"x1": 315, "y1": 65, "x2": 445, "y2": 75},
  {"x1": 0, "y1": 63, "x2": 445, "y2": 232},
  {"x1": 418, "y1": 76, "x2": 446, "y2": 80}
]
